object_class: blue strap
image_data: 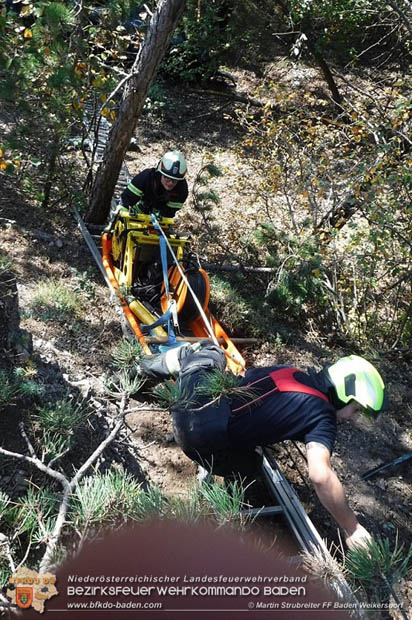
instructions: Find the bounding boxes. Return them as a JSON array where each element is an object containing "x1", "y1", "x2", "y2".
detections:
[
  {"x1": 140, "y1": 307, "x2": 177, "y2": 343},
  {"x1": 140, "y1": 216, "x2": 177, "y2": 344},
  {"x1": 159, "y1": 230, "x2": 170, "y2": 301}
]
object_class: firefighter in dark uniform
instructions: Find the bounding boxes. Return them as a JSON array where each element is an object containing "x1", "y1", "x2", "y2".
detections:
[
  {"x1": 120, "y1": 150, "x2": 188, "y2": 219},
  {"x1": 140, "y1": 342, "x2": 387, "y2": 549},
  {"x1": 105, "y1": 150, "x2": 188, "y2": 232}
]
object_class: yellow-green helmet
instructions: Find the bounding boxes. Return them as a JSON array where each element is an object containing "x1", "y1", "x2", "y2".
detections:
[{"x1": 326, "y1": 355, "x2": 387, "y2": 419}]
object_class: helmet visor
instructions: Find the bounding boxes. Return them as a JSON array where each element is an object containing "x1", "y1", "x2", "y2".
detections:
[{"x1": 328, "y1": 355, "x2": 387, "y2": 414}]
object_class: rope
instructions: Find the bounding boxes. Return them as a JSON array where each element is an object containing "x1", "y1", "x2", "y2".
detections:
[
  {"x1": 140, "y1": 232, "x2": 177, "y2": 344},
  {"x1": 150, "y1": 215, "x2": 219, "y2": 346}
]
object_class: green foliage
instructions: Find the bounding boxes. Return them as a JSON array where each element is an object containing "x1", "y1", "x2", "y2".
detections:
[
  {"x1": 142, "y1": 80, "x2": 170, "y2": 116},
  {"x1": 32, "y1": 396, "x2": 89, "y2": 460},
  {"x1": 0, "y1": 557, "x2": 11, "y2": 589},
  {"x1": 71, "y1": 469, "x2": 146, "y2": 532},
  {"x1": 163, "y1": 0, "x2": 231, "y2": 82},
  {"x1": 43, "y1": 3, "x2": 74, "y2": 32},
  {"x1": 0, "y1": 0, "x2": 143, "y2": 208},
  {"x1": 1, "y1": 467, "x2": 252, "y2": 577},
  {"x1": 70, "y1": 267, "x2": 97, "y2": 301},
  {"x1": 106, "y1": 335, "x2": 146, "y2": 396},
  {"x1": 235, "y1": 74, "x2": 412, "y2": 347},
  {"x1": 198, "y1": 479, "x2": 250, "y2": 526},
  {"x1": 71, "y1": 473, "x2": 252, "y2": 533},
  {"x1": 256, "y1": 227, "x2": 326, "y2": 319},
  {"x1": 152, "y1": 379, "x2": 188, "y2": 409},
  {"x1": 193, "y1": 163, "x2": 222, "y2": 215},
  {"x1": 287, "y1": 0, "x2": 406, "y2": 65},
  {"x1": 104, "y1": 369, "x2": 145, "y2": 397},
  {"x1": 11, "y1": 486, "x2": 59, "y2": 541},
  {"x1": 195, "y1": 368, "x2": 241, "y2": 399},
  {"x1": 110, "y1": 338, "x2": 144, "y2": 371},
  {"x1": 0, "y1": 367, "x2": 43, "y2": 405},
  {"x1": 0, "y1": 491, "x2": 11, "y2": 519},
  {"x1": 131, "y1": 485, "x2": 169, "y2": 521},
  {"x1": 163, "y1": 0, "x2": 285, "y2": 81},
  {"x1": 168, "y1": 486, "x2": 207, "y2": 522},
  {"x1": 0, "y1": 251, "x2": 12, "y2": 271},
  {"x1": 29, "y1": 278, "x2": 84, "y2": 321},
  {"x1": 345, "y1": 535, "x2": 412, "y2": 600},
  {"x1": 0, "y1": 369, "x2": 22, "y2": 405}
]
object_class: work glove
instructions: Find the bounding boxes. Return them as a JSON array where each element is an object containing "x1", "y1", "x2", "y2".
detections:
[
  {"x1": 139, "y1": 342, "x2": 191, "y2": 380},
  {"x1": 345, "y1": 524, "x2": 372, "y2": 550},
  {"x1": 104, "y1": 203, "x2": 123, "y2": 232},
  {"x1": 129, "y1": 202, "x2": 143, "y2": 217}
]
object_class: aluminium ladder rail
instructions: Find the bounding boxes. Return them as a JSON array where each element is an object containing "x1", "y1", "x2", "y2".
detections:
[
  {"x1": 259, "y1": 447, "x2": 325, "y2": 555},
  {"x1": 254, "y1": 447, "x2": 363, "y2": 617},
  {"x1": 84, "y1": 99, "x2": 131, "y2": 204}
]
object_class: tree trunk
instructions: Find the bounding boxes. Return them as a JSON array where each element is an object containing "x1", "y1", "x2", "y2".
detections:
[
  {"x1": 274, "y1": 0, "x2": 342, "y2": 106},
  {"x1": 0, "y1": 270, "x2": 32, "y2": 368},
  {"x1": 86, "y1": 0, "x2": 186, "y2": 224}
]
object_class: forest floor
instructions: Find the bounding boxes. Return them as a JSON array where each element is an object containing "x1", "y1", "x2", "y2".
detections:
[{"x1": 1, "y1": 65, "x2": 412, "y2": 618}]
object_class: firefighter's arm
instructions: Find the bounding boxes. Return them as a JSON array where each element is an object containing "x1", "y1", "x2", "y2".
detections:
[
  {"x1": 306, "y1": 441, "x2": 372, "y2": 549},
  {"x1": 104, "y1": 205, "x2": 130, "y2": 232}
]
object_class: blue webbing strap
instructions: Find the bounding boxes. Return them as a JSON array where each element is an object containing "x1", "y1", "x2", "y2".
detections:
[{"x1": 140, "y1": 216, "x2": 177, "y2": 344}]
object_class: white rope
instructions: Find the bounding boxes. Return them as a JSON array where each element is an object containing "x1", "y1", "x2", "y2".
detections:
[{"x1": 152, "y1": 216, "x2": 219, "y2": 346}]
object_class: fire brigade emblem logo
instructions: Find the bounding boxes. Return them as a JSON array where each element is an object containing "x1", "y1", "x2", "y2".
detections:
[
  {"x1": 16, "y1": 587, "x2": 33, "y2": 609},
  {"x1": 7, "y1": 567, "x2": 58, "y2": 613}
]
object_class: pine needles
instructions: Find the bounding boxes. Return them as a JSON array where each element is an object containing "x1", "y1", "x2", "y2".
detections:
[
  {"x1": 345, "y1": 535, "x2": 412, "y2": 618},
  {"x1": 32, "y1": 396, "x2": 90, "y2": 461},
  {"x1": 152, "y1": 380, "x2": 190, "y2": 409},
  {"x1": 345, "y1": 535, "x2": 412, "y2": 589},
  {"x1": 105, "y1": 338, "x2": 145, "y2": 396},
  {"x1": 110, "y1": 338, "x2": 143, "y2": 371},
  {"x1": 195, "y1": 369, "x2": 241, "y2": 399},
  {"x1": 0, "y1": 367, "x2": 43, "y2": 405},
  {"x1": 70, "y1": 473, "x2": 252, "y2": 538},
  {"x1": 198, "y1": 479, "x2": 252, "y2": 527}
]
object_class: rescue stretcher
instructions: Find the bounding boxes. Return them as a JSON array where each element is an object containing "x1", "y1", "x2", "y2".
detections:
[{"x1": 101, "y1": 210, "x2": 246, "y2": 374}]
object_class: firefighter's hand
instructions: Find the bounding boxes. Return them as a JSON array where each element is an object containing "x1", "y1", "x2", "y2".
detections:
[
  {"x1": 345, "y1": 524, "x2": 372, "y2": 550},
  {"x1": 104, "y1": 221, "x2": 114, "y2": 233},
  {"x1": 104, "y1": 205, "x2": 124, "y2": 232}
]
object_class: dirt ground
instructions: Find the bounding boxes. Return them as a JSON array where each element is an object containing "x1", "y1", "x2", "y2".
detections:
[{"x1": 1, "y1": 70, "x2": 412, "y2": 617}]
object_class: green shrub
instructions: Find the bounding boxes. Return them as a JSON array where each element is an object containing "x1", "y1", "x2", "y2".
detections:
[
  {"x1": 163, "y1": 0, "x2": 232, "y2": 82},
  {"x1": 32, "y1": 396, "x2": 89, "y2": 459},
  {"x1": 70, "y1": 469, "x2": 147, "y2": 531},
  {"x1": 0, "y1": 367, "x2": 43, "y2": 405},
  {"x1": 110, "y1": 338, "x2": 144, "y2": 371},
  {"x1": 29, "y1": 279, "x2": 83, "y2": 321}
]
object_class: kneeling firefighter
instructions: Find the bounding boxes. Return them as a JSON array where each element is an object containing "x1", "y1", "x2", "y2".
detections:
[{"x1": 140, "y1": 341, "x2": 387, "y2": 549}]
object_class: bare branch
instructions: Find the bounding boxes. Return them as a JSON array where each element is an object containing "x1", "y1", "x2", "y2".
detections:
[
  {"x1": 0, "y1": 447, "x2": 68, "y2": 487},
  {"x1": 0, "y1": 534, "x2": 16, "y2": 573},
  {"x1": 71, "y1": 407, "x2": 125, "y2": 488},
  {"x1": 1, "y1": 396, "x2": 127, "y2": 574},
  {"x1": 19, "y1": 422, "x2": 36, "y2": 458},
  {"x1": 386, "y1": 0, "x2": 412, "y2": 37},
  {"x1": 39, "y1": 397, "x2": 127, "y2": 572},
  {"x1": 47, "y1": 448, "x2": 71, "y2": 469}
]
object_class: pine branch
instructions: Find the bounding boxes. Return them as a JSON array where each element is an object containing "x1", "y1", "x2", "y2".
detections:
[
  {"x1": 39, "y1": 398, "x2": 126, "y2": 572},
  {"x1": 0, "y1": 397, "x2": 127, "y2": 574}
]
